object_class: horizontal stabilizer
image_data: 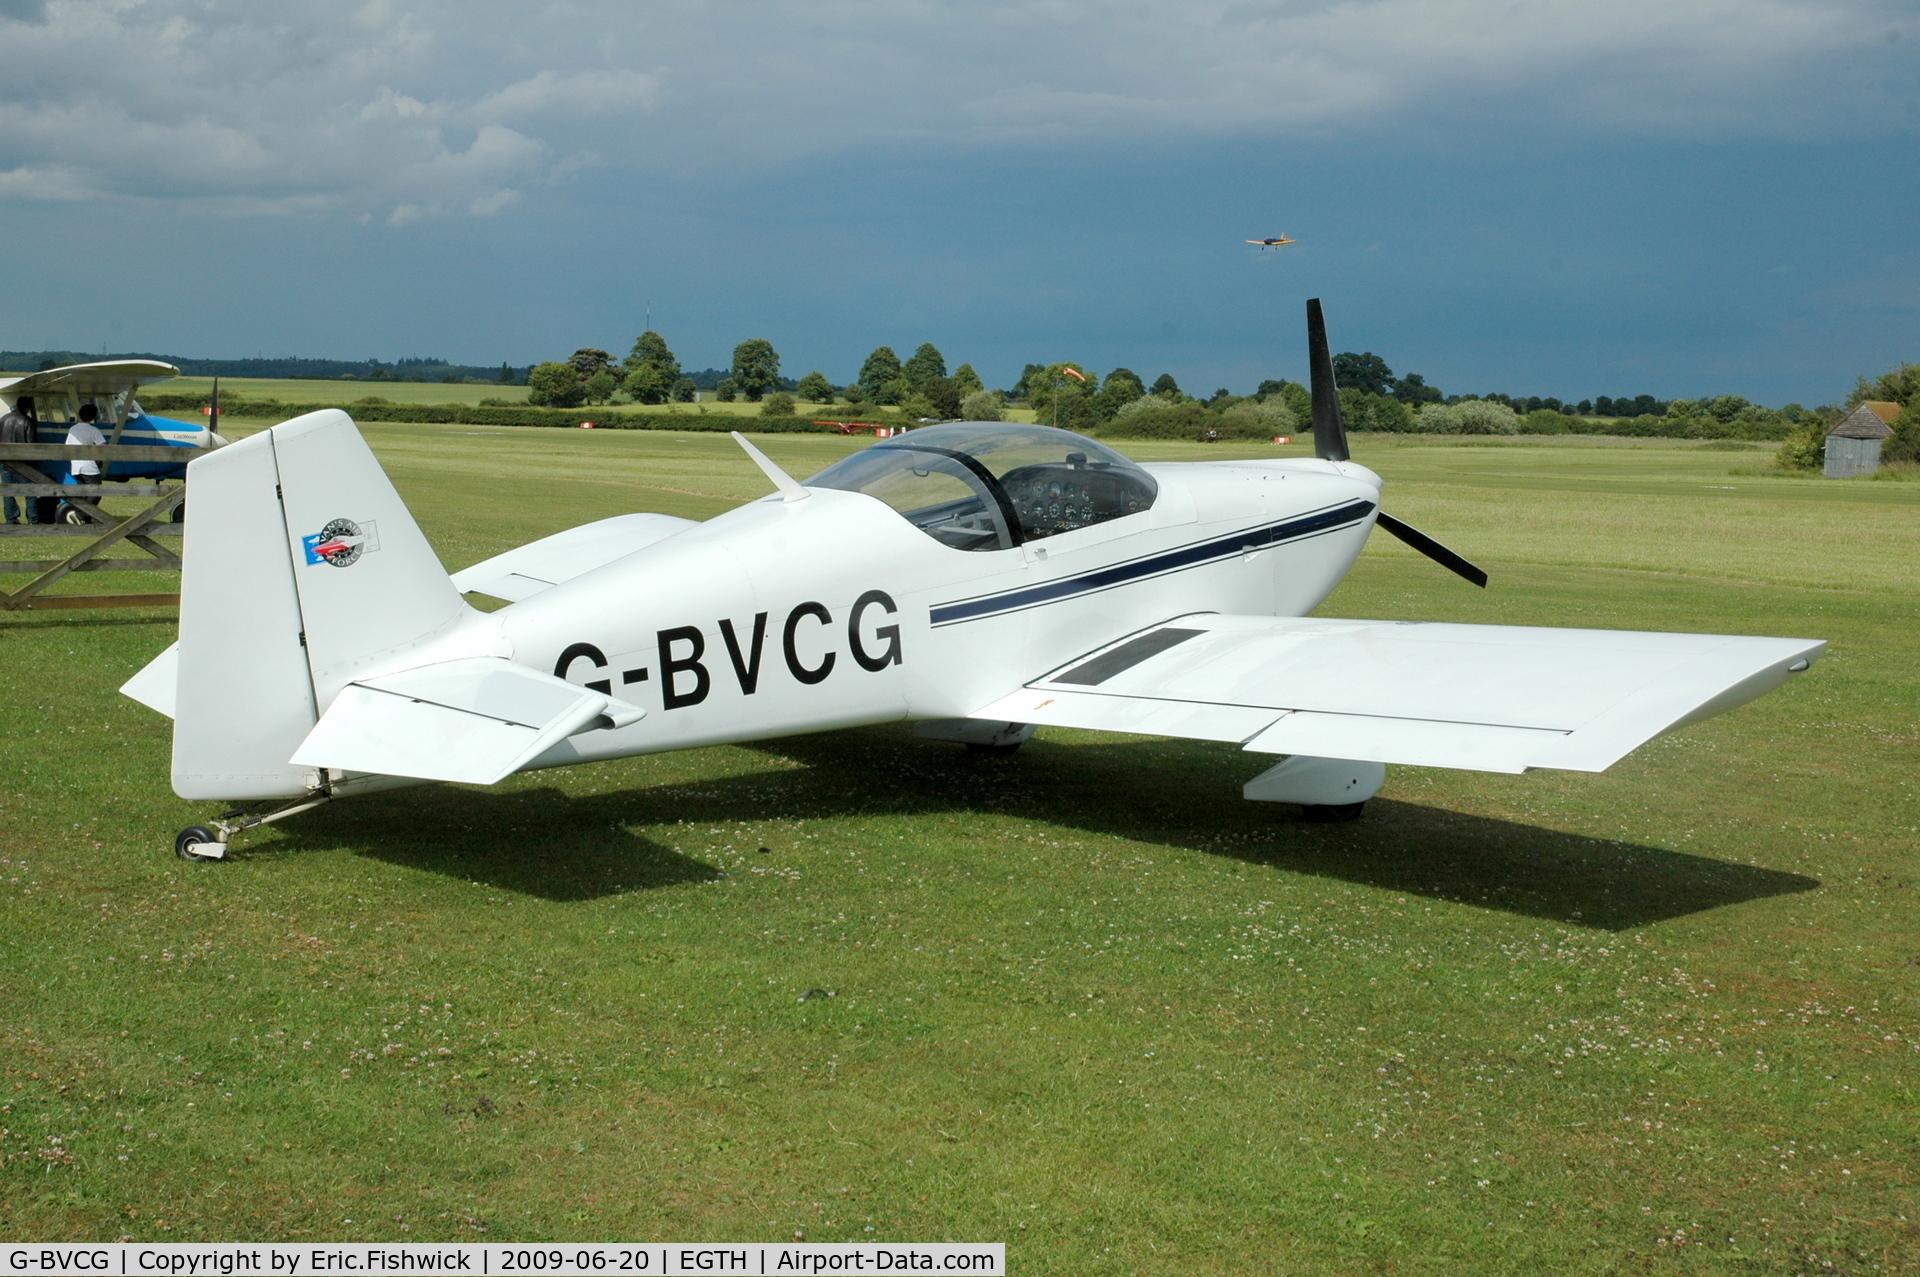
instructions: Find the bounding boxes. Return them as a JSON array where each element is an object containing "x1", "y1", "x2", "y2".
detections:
[
  {"x1": 291, "y1": 656, "x2": 644, "y2": 785},
  {"x1": 971, "y1": 614, "x2": 1823, "y2": 774},
  {"x1": 451, "y1": 513, "x2": 697, "y2": 602}
]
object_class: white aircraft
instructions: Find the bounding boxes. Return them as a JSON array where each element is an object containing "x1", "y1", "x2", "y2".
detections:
[{"x1": 121, "y1": 301, "x2": 1823, "y2": 859}]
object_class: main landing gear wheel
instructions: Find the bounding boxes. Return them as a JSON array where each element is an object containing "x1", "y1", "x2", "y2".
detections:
[
  {"x1": 1302, "y1": 802, "x2": 1367, "y2": 823},
  {"x1": 966, "y1": 741, "x2": 1023, "y2": 756},
  {"x1": 175, "y1": 826, "x2": 224, "y2": 860}
]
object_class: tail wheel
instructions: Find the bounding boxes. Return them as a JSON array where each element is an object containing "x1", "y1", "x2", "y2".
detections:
[
  {"x1": 174, "y1": 826, "x2": 223, "y2": 860},
  {"x1": 61, "y1": 506, "x2": 86, "y2": 525}
]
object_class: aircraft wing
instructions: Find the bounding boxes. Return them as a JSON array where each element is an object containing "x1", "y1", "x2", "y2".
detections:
[
  {"x1": 967, "y1": 614, "x2": 1823, "y2": 774},
  {"x1": 449, "y1": 512, "x2": 698, "y2": 602},
  {"x1": 291, "y1": 656, "x2": 644, "y2": 785},
  {"x1": 0, "y1": 359, "x2": 179, "y2": 398}
]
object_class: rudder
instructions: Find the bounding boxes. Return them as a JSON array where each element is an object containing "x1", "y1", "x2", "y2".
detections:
[{"x1": 171, "y1": 430, "x2": 317, "y2": 800}]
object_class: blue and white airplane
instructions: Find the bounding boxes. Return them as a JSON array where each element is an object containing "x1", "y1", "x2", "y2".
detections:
[{"x1": 0, "y1": 360, "x2": 225, "y2": 497}]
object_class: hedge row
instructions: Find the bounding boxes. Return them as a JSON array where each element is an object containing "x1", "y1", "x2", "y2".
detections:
[
  {"x1": 1518, "y1": 413, "x2": 1795, "y2": 441},
  {"x1": 1094, "y1": 402, "x2": 1279, "y2": 442},
  {"x1": 140, "y1": 393, "x2": 867, "y2": 433}
]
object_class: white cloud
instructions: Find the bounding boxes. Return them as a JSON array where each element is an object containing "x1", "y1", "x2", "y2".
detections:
[
  {"x1": 470, "y1": 69, "x2": 659, "y2": 124},
  {"x1": 0, "y1": 0, "x2": 1905, "y2": 220}
]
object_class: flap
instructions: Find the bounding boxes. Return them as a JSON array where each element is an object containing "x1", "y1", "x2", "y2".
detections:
[
  {"x1": 970, "y1": 686, "x2": 1281, "y2": 744},
  {"x1": 971, "y1": 614, "x2": 1823, "y2": 774},
  {"x1": 291, "y1": 656, "x2": 644, "y2": 785},
  {"x1": 450, "y1": 512, "x2": 697, "y2": 602}
]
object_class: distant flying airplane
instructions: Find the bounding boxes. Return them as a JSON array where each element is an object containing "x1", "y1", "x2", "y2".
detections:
[
  {"x1": 1246, "y1": 235, "x2": 1295, "y2": 248},
  {"x1": 124, "y1": 299, "x2": 1823, "y2": 860}
]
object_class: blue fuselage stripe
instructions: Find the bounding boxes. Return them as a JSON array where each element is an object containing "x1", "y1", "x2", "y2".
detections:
[{"x1": 929, "y1": 498, "x2": 1375, "y2": 626}]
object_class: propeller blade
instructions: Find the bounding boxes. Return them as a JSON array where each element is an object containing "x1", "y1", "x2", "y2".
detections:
[
  {"x1": 1375, "y1": 511, "x2": 1488, "y2": 588},
  {"x1": 1306, "y1": 297, "x2": 1349, "y2": 463},
  {"x1": 210, "y1": 376, "x2": 219, "y2": 432}
]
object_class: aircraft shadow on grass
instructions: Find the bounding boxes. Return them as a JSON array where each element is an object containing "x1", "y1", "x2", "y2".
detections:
[{"x1": 275, "y1": 724, "x2": 1818, "y2": 930}]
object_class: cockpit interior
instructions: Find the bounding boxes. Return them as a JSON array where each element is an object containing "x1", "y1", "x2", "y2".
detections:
[{"x1": 805, "y1": 423, "x2": 1159, "y2": 552}]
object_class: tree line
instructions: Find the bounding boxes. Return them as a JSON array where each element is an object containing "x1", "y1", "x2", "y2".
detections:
[{"x1": 519, "y1": 332, "x2": 1845, "y2": 447}]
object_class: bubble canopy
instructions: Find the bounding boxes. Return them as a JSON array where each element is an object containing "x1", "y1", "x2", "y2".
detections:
[{"x1": 804, "y1": 423, "x2": 1160, "y2": 552}]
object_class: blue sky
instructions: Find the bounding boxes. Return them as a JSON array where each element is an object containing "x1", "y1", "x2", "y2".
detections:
[{"x1": 2, "y1": 0, "x2": 1916, "y2": 405}]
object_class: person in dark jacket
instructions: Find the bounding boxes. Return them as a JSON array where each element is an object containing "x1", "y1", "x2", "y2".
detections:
[{"x1": 0, "y1": 395, "x2": 37, "y2": 525}]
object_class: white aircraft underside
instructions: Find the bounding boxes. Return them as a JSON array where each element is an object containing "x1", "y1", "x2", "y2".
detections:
[{"x1": 120, "y1": 304, "x2": 1823, "y2": 856}]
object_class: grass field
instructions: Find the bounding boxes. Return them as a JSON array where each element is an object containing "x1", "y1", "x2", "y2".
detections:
[{"x1": 2, "y1": 426, "x2": 1915, "y2": 1272}]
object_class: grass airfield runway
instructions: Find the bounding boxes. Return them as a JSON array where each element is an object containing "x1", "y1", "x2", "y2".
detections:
[{"x1": 1, "y1": 426, "x2": 1915, "y2": 1272}]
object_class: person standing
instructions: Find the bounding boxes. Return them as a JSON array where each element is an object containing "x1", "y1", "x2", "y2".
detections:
[
  {"x1": 64, "y1": 404, "x2": 108, "y2": 522},
  {"x1": 0, "y1": 395, "x2": 37, "y2": 525}
]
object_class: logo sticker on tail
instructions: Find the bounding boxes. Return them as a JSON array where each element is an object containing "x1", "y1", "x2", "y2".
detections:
[{"x1": 303, "y1": 518, "x2": 380, "y2": 567}]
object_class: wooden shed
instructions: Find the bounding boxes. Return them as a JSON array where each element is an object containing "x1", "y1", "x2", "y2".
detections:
[{"x1": 1824, "y1": 401, "x2": 1900, "y2": 477}]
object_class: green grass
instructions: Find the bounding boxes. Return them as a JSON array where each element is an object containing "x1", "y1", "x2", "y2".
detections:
[{"x1": 3, "y1": 428, "x2": 1916, "y2": 1272}]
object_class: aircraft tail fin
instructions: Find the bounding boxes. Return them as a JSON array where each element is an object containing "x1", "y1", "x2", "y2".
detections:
[
  {"x1": 163, "y1": 410, "x2": 472, "y2": 800},
  {"x1": 169, "y1": 428, "x2": 320, "y2": 800}
]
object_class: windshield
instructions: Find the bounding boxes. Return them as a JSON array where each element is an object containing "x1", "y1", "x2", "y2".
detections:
[{"x1": 806, "y1": 423, "x2": 1158, "y2": 551}]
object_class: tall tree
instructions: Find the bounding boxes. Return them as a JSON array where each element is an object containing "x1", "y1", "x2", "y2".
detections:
[
  {"x1": 1850, "y1": 362, "x2": 1920, "y2": 408},
  {"x1": 902, "y1": 342, "x2": 947, "y2": 390},
  {"x1": 624, "y1": 364, "x2": 675, "y2": 404},
  {"x1": 795, "y1": 371, "x2": 834, "y2": 403},
  {"x1": 1391, "y1": 372, "x2": 1441, "y2": 405},
  {"x1": 1025, "y1": 363, "x2": 1096, "y2": 429},
  {"x1": 951, "y1": 364, "x2": 984, "y2": 397},
  {"x1": 1150, "y1": 373, "x2": 1181, "y2": 398},
  {"x1": 622, "y1": 331, "x2": 680, "y2": 403},
  {"x1": 1095, "y1": 368, "x2": 1145, "y2": 420},
  {"x1": 731, "y1": 338, "x2": 781, "y2": 401},
  {"x1": 624, "y1": 331, "x2": 678, "y2": 375},
  {"x1": 921, "y1": 376, "x2": 962, "y2": 420},
  {"x1": 568, "y1": 348, "x2": 614, "y2": 380},
  {"x1": 1331, "y1": 351, "x2": 1392, "y2": 396},
  {"x1": 527, "y1": 362, "x2": 585, "y2": 408},
  {"x1": 858, "y1": 347, "x2": 902, "y2": 394}
]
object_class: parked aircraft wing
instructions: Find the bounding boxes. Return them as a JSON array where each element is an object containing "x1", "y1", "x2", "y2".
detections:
[
  {"x1": 450, "y1": 512, "x2": 698, "y2": 603},
  {"x1": 291, "y1": 656, "x2": 644, "y2": 785},
  {"x1": 968, "y1": 614, "x2": 1824, "y2": 774},
  {"x1": 0, "y1": 359, "x2": 180, "y2": 398}
]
